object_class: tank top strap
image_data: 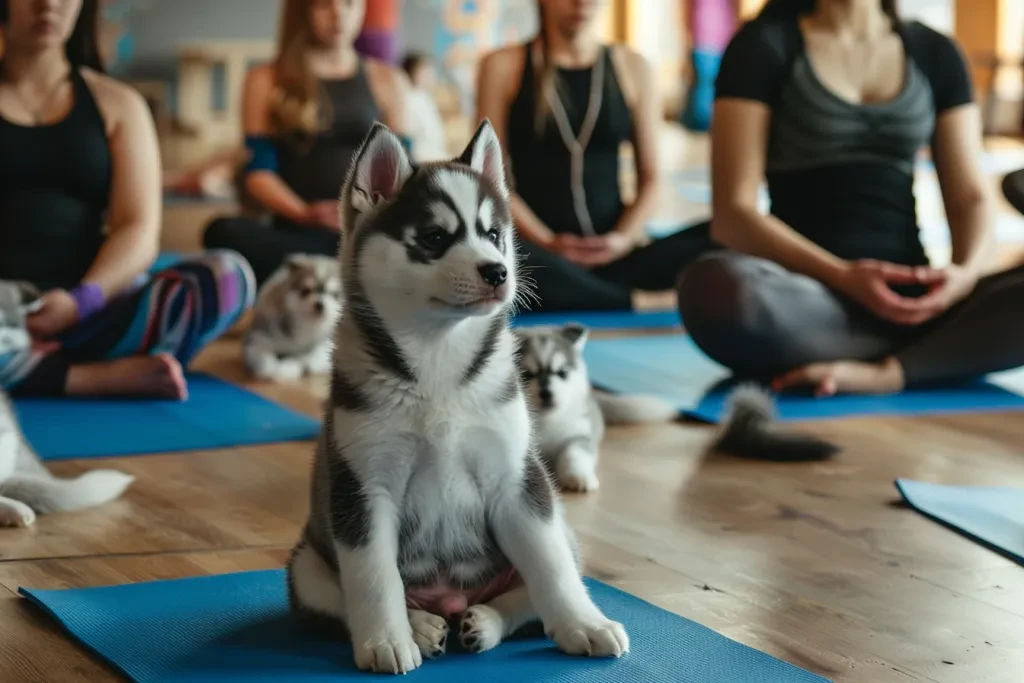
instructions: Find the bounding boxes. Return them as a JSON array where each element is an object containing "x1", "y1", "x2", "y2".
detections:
[{"x1": 68, "y1": 68, "x2": 108, "y2": 131}]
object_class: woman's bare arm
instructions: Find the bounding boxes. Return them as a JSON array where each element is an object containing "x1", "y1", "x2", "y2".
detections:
[
  {"x1": 80, "y1": 72, "x2": 161, "y2": 296},
  {"x1": 610, "y1": 48, "x2": 660, "y2": 243},
  {"x1": 710, "y1": 98, "x2": 850, "y2": 287},
  {"x1": 241, "y1": 66, "x2": 311, "y2": 224},
  {"x1": 931, "y1": 103, "x2": 994, "y2": 276}
]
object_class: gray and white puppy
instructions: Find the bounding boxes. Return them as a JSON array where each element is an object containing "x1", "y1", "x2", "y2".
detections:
[
  {"x1": 0, "y1": 281, "x2": 133, "y2": 527},
  {"x1": 287, "y1": 121, "x2": 628, "y2": 675},
  {"x1": 516, "y1": 323, "x2": 677, "y2": 492},
  {"x1": 243, "y1": 254, "x2": 341, "y2": 380}
]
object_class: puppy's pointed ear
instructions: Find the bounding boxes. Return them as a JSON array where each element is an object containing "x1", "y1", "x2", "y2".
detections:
[
  {"x1": 560, "y1": 323, "x2": 589, "y2": 351},
  {"x1": 459, "y1": 119, "x2": 507, "y2": 197},
  {"x1": 348, "y1": 123, "x2": 413, "y2": 214}
]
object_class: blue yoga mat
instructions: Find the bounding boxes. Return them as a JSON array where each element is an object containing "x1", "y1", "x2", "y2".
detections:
[
  {"x1": 896, "y1": 479, "x2": 1024, "y2": 566},
  {"x1": 12, "y1": 374, "x2": 320, "y2": 460},
  {"x1": 19, "y1": 570, "x2": 829, "y2": 683},
  {"x1": 583, "y1": 335, "x2": 1024, "y2": 423},
  {"x1": 514, "y1": 310, "x2": 681, "y2": 330}
]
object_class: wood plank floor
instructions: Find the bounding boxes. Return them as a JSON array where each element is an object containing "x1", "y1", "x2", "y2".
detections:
[{"x1": 1, "y1": 332, "x2": 1022, "y2": 683}]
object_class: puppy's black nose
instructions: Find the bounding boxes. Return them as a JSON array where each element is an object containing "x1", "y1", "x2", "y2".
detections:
[
  {"x1": 313, "y1": 301, "x2": 325, "y2": 315},
  {"x1": 478, "y1": 262, "x2": 507, "y2": 287},
  {"x1": 539, "y1": 388, "x2": 552, "y2": 404}
]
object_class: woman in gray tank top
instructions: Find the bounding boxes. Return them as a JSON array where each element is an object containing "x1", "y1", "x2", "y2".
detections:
[
  {"x1": 677, "y1": 0, "x2": 1024, "y2": 395},
  {"x1": 203, "y1": 0, "x2": 410, "y2": 285}
]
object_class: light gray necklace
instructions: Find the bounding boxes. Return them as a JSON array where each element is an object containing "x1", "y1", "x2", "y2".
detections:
[{"x1": 538, "y1": 43, "x2": 606, "y2": 237}]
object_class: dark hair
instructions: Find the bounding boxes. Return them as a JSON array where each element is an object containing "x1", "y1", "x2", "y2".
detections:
[
  {"x1": 401, "y1": 53, "x2": 430, "y2": 78},
  {"x1": 758, "y1": 0, "x2": 899, "y2": 25},
  {"x1": 533, "y1": 0, "x2": 556, "y2": 135},
  {"x1": 0, "y1": 0, "x2": 105, "y2": 72}
]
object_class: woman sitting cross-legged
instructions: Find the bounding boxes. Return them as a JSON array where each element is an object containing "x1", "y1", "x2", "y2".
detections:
[
  {"x1": 677, "y1": 0, "x2": 1024, "y2": 396},
  {"x1": 202, "y1": 0, "x2": 409, "y2": 286},
  {"x1": 476, "y1": 0, "x2": 711, "y2": 313},
  {"x1": 0, "y1": 0, "x2": 254, "y2": 399}
]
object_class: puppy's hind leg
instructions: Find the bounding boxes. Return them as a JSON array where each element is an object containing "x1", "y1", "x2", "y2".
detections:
[
  {"x1": 287, "y1": 541, "x2": 348, "y2": 631},
  {"x1": 460, "y1": 585, "x2": 537, "y2": 653},
  {"x1": 0, "y1": 496, "x2": 35, "y2": 527}
]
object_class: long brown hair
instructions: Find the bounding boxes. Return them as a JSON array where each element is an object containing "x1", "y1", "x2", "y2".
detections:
[
  {"x1": 758, "y1": 0, "x2": 900, "y2": 26},
  {"x1": 0, "y1": 0, "x2": 105, "y2": 72},
  {"x1": 270, "y1": 0, "x2": 332, "y2": 137},
  {"x1": 532, "y1": 0, "x2": 557, "y2": 135}
]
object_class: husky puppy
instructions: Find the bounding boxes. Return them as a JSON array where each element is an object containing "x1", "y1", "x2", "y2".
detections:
[
  {"x1": 243, "y1": 254, "x2": 341, "y2": 380},
  {"x1": 0, "y1": 281, "x2": 134, "y2": 527},
  {"x1": 516, "y1": 323, "x2": 678, "y2": 492},
  {"x1": 286, "y1": 121, "x2": 629, "y2": 674}
]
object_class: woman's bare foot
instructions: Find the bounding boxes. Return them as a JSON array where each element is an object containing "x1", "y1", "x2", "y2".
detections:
[
  {"x1": 631, "y1": 289, "x2": 678, "y2": 311},
  {"x1": 772, "y1": 356, "x2": 906, "y2": 396},
  {"x1": 65, "y1": 353, "x2": 188, "y2": 400}
]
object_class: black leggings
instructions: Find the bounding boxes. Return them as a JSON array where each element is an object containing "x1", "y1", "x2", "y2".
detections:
[
  {"x1": 518, "y1": 223, "x2": 714, "y2": 312},
  {"x1": 1003, "y1": 168, "x2": 1024, "y2": 217},
  {"x1": 203, "y1": 216, "x2": 340, "y2": 286},
  {"x1": 677, "y1": 251, "x2": 1024, "y2": 384}
]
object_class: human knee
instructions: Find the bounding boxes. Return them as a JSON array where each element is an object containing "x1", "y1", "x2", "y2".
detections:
[{"x1": 677, "y1": 253, "x2": 774, "y2": 330}]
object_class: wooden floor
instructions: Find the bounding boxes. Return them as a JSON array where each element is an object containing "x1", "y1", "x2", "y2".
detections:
[{"x1": 1, "y1": 333, "x2": 1022, "y2": 683}]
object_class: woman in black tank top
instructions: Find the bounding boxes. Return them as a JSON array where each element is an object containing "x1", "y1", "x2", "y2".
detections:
[
  {"x1": 203, "y1": 0, "x2": 410, "y2": 285},
  {"x1": 0, "y1": 0, "x2": 254, "y2": 398},
  {"x1": 476, "y1": 0, "x2": 710, "y2": 312},
  {"x1": 677, "y1": 0, "x2": 1024, "y2": 397}
]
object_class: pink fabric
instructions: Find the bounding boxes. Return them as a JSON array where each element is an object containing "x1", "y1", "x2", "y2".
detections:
[
  {"x1": 405, "y1": 567, "x2": 522, "y2": 618},
  {"x1": 690, "y1": 0, "x2": 737, "y2": 52}
]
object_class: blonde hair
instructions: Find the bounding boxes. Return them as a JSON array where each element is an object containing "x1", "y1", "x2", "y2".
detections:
[{"x1": 269, "y1": 0, "x2": 333, "y2": 137}]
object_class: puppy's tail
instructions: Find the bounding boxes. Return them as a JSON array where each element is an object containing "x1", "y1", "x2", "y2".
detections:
[
  {"x1": 594, "y1": 391, "x2": 678, "y2": 425},
  {"x1": 0, "y1": 470, "x2": 134, "y2": 514},
  {"x1": 710, "y1": 384, "x2": 839, "y2": 461}
]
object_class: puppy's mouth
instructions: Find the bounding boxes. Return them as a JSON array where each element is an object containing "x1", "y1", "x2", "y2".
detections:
[{"x1": 428, "y1": 295, "x2": 503, "y2": 313}]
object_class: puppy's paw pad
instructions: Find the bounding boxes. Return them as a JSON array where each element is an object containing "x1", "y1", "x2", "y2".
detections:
[
  {"x1": 353, "y1": 632, "x2": 422, "y2": 674},
  {"x1": 459, "y1": 605, "x2": 504, "y2": 654},
  {"x1": 558, "y1": 467, "x2": 600, "y2": 493},
  {"x1": 550, "y1": 619, "x2": 629, "y2": 657},
  {"x1": 409, "y1": 609, "x2": 449, "y2": 658}
]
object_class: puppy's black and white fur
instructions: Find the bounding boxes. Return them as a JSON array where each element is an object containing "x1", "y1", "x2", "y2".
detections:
[
  {"x1": 517, "y1": 323, "x2": 678, "y2": 492},
  {"x1": 287, "y1": 121, "x2": 628, "y2": 674},
  {"x1": 243, "y1": 254, "x2": 341, "y2": 381},
  {"x1": 0, "y1": 281, "x2": 133, "y2": 527}
]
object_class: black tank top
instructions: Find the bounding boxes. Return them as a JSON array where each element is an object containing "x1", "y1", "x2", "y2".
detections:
[
  {"x1": 507, "y1": 44, "x2": 632, "y2": 236},
  {"x1": 275, "y1": 63, "x2": 381, "y2": 226},
  {"x1": 0, "y1": 69, "x2": 112, "y2": 291}
]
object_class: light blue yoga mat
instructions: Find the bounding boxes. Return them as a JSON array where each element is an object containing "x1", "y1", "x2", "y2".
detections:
[
  {"x1": 13, "y1": 374, "x2": 320, "y2": 460},
  {"x1": 583, "y1": 335, "x2": 1024, "y2": 423},
  {"x1": 19, "y1": 570, "x2": 829, "y2": 682},
  {"x1": 896, "y1": 479, "x2": 1024, "y2": 566},
  {"x1": 514, "y1": 310, "x2": 681, "y2": 330}
]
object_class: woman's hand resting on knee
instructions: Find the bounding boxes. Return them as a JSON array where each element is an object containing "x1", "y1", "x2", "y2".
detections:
[
  {"x1": 26, "y1": 290, "x2": 80, "y2": 339},
  {"x1": 833, "y1": 259, "x2": 975, "y2": 326}
]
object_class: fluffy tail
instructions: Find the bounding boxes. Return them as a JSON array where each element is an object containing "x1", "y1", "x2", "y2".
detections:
[
  {"x1": 0, "y1": 470, "x2": 134, "y2": 514},
  {"x1": 594, "y1": 391, "x2": 678, "y2": 425},
  {"x1": 710, "y1": 384, "x2": 839, "y2": 461}
]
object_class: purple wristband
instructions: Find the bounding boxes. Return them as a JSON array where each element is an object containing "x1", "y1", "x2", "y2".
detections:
[{"x1": 69, "y1": 283, "x2": 106, "y2": 322}]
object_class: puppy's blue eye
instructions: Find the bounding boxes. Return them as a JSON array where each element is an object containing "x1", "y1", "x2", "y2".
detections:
[
  {"x1": 418, "y1": 226, "x2": 451, "y2": 250},
  {"x1": 486, "y1": 229, "x2": 500, "y2": 245}
]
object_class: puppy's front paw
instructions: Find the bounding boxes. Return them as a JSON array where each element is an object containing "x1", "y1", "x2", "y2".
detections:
[
  {"x1": 549, "y1": 618, "x2": 629, "y2": 657},
  {"x1": 557, "y1": 461, "x2": 600, "y2": 493},
  {"x1": 460, "y1": 604, "x2": 504, "y2": 653},
  {"x1": 0, "y1": 500, "x2": 36, "y2": 528},
  {"x1": 409, "y1": 609, "x2": 448, "y2": 659},
  {"x1": 352, "y1": 627, "x2": 422, "y2": 674}
]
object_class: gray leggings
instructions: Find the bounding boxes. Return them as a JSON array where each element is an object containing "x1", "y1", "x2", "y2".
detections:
[{"x1": 677, "y1": 252, "x2": 1024, "y2": 384}]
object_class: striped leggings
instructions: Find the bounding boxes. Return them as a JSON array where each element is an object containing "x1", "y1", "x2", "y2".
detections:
[{"x1": 1, "y1": 250, "x2": 255, "y2": 396}]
